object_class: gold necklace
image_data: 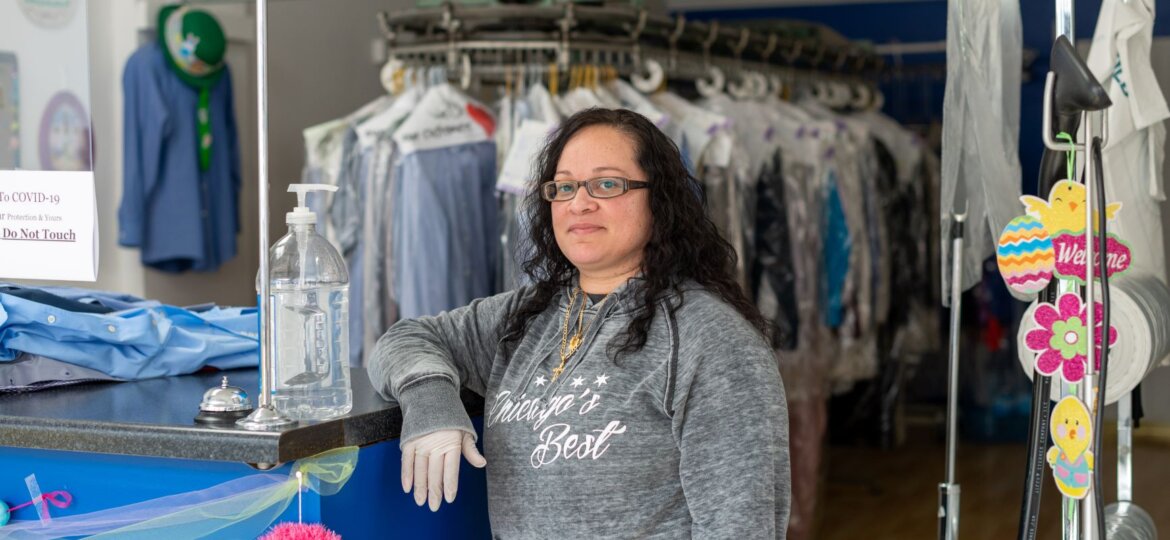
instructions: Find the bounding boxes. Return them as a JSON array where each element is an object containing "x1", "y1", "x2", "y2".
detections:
[{"x1": 553, "y1": 287, "x2": 611, "y2": 382}]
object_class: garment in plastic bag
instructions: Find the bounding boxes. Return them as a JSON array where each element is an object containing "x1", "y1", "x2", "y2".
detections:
[
  {"x1": 940, "y1": 0, "x2": 1024, "y2": 302},
  {"x1": 821, "y1": 170, "x2": 850, "y2": 329},
  {"x1": 754, "y1": 151, "x2": 799, "y2": 350}
]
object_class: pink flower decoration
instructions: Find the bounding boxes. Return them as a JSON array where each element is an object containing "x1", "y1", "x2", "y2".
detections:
[
  {"x1": 1024, "y1": 293, "x2": 1117, "y2": 384},
  {"x1": 260, "y1": 522, "x2": 342, "y2": 540}
]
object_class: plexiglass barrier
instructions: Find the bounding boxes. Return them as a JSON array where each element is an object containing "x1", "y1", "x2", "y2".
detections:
[{"x1": 0, "y1": 0, "x2": 97, "y2": 281}]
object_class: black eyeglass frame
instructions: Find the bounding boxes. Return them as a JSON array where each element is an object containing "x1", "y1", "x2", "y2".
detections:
[{"x1": 540, "y1": 177, "x2": 650, "y2": 201}]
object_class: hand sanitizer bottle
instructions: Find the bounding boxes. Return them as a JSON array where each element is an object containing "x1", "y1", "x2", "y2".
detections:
[{"x1": 266, "y1": 184, "x2": 351, "y2": 420}]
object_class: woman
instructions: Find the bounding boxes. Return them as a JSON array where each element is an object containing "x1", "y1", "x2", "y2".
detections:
[{"x1": 370, "y1": 108, "x2": 790, "y2": 538}]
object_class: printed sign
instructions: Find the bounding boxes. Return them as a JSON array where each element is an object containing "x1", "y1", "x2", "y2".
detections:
[
  {"x1": 392, "y1": 84, "x2": 495, "y2": 155},
  {"x1": 0, "y1": 170, "x2": 97, "y2": 281},
  {"x1": 1051, "y1": 232, "x2": 1132, "y2": 283}
]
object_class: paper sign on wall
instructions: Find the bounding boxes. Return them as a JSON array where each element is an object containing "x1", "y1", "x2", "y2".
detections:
[{"x1": 0, "y1": 170, "x2": 97, "y2": 281}]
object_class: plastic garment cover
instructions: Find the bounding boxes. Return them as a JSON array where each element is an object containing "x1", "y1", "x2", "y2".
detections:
[
  {"x1": 754, "y1": 150, "x2": 799, "y2": 350},
  {"x1": 826, "y1": 128, "x2": 871, "y2": 338},
  {"x1": 940, "y1": 0, "x2": 1024, "y2": 302},
  {"x1": 873, "y1": 139, "x2": 915, "y2": 326},
  {"x1": 331, "y1": 96, "x2": 395, "y2": 257},
  {"x1": 361, "y1": 133, "x2": 399, "y2": 366},
  {"x1": 852, "y1": 112, "x2": 932, "y2": 324},
  {"x1": 852, "y1": 132, "x2": 890, "y2": 328},
  {"x1": 821, "y1": 170, "x2": 851, "y2": 329},
  {"x1": 701, "y1": 157, "x2": 755, "y2": 291},
  {"x1": 498, "y1": 85, "x2": 558, "y2": 291},
  {"x1": 301, "y1": 118, "x2": 348, "y2": 248},
  {"x1": 869, "y1": 138, "x2": 898, "y2": 326},
  {"x1": 775, "y1": 136, "x2": 832, "y2": 540},
  {"x1": 0, "y1": 447, "x2": 358, "y2": 539}
]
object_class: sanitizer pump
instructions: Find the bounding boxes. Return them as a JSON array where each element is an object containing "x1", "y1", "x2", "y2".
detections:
[{"x1": 263, "y1": 184, "x2": 352, "y2": 420}]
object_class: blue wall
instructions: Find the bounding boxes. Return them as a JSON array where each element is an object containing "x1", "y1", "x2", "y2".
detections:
[{"x1": 679, "y1": 0, "x2": 1170, "y2": 195}]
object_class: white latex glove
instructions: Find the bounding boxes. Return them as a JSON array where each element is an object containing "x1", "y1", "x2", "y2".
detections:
[{"x1": 401, "y1": 430, "x2": 487, "y2": 512}]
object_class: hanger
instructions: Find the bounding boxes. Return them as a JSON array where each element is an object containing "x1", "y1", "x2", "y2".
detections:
[
  {"x1": 830, "y1": 81, "x2": 852, "y2": 109},
  {"x1": 767, "y1": 74, "x2": 785, "y2": 99},
  {"x1": 631, "y1": 56, "x2": 664, "y2": 94},
  {"x1": 850, "y1": 82, "x2": 871, "y2": 110},
  {"x1": 380, "y1": 56, "x2": 405, "y2": 95},
  {"x1": 750, "y1": 72, "x2": 769, "y2": 99},
  {"x1": 728, "y1": 70, "x2": 755, "y2": 100},
  {"x1": 695, "y1": 21, "x2": 724, "y2": 98},
  {"x1": 870, "y1": 88, "x2": 886, "y2": 111},
  {"x1": 459, "y1": 52, "x2": 472, "y2": 91},
  {"x1": 549, "y1": 62, "x2": 559, "y2": 96},
  {"x1": 726, "y1": 29, "x2": 754, "y2": 100},
  {"x1": 696, "y1": 66, "x2": 726, "y2": 98}
]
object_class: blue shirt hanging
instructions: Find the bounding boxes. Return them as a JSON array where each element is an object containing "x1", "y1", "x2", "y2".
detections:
[{"x1": 119, "y1": 43, "x2": 241, "y2": 273}]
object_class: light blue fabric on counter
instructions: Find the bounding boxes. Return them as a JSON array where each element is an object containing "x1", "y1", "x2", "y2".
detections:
[{"x1": 0, "y1": 291, "x2": 258, "y2": 381}]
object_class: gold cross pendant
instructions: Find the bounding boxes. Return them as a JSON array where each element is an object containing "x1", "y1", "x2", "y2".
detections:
[{"x1": 551, "y1": 366, "x2": 564, "y2": 382}]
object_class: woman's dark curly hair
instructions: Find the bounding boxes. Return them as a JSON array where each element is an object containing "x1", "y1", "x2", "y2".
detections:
[{"x1": 501, "y1": 108, "x2": 770, "y2": 355}]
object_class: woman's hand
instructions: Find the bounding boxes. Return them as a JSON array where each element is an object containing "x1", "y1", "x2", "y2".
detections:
[{"x1": 401, "y1": 430, "x2": 487, "y2": 511}]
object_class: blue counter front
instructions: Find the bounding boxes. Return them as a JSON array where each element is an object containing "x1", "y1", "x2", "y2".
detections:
[{"x1": 0, "y1": 368, "x2": 492, "y2": 538}]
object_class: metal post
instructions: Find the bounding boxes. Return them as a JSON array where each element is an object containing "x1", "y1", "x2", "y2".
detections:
[
  {"x1": 1055, "y1": 0, "x2": 1074, "y2": 42},
  {"x1": 238, "y1": 0, "x2": 295, "y2": 431},
  {"x1": 939, "y1": 210, "x2": 965, "y2": 540},
  {"x1": 1081, "y1": 110, "x2": 1098, "y2": 540},
  {"x1": 1118, "y1": 392, "x2": 1133, "y2": 503}
]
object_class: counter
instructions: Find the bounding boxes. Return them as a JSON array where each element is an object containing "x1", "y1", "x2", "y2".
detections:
[
  {"x1": 0, "y1": 368, "x2": 491, "y2": 538},
  {"x1": 0, "y1": 367, "x2": 482, "y2": 466}
]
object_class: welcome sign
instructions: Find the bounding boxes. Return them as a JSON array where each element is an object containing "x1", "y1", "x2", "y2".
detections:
[{"x1": 1051, "y1": 232, "x2": 1132, "y2": 283}]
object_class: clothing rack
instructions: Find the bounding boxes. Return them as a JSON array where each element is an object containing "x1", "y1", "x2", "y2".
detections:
[{"x1": 377, "y1": 3, "x2": 883, "y2": 92}]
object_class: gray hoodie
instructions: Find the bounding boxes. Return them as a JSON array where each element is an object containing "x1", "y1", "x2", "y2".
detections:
[{"x1": 369, "y1": 279, "x2": 790, "y2": 539}]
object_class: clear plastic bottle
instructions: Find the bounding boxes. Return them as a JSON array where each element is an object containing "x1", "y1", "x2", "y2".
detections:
[{"x1": 263, "y1": 184, "x2": 351, "y2": 420}]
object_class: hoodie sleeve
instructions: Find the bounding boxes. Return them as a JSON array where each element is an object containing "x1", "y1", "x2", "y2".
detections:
[
  {"x1": 368, "y1": 287, "x2": 528, "y2": 445},
  {"x1": 671, "y1": 307, "x2": 791, "y2": 539}
]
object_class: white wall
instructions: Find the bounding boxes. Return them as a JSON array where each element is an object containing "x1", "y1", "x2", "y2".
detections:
[{"x1": 86, "y1": 0, "x2": 148, "y2": 296}]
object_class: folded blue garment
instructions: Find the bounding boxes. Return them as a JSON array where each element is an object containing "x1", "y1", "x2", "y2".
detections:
[{"x1": 0, "y1": 288, "x2": 258, "y2": 381}]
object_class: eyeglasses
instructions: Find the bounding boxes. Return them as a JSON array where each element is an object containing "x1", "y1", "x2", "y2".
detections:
[{"x1": 540, "y1": 177, "x2": 649, "y2": 202}]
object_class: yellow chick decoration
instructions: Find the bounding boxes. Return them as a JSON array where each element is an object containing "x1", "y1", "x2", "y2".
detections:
[
  {"x1": 1046, "y1": 396, "x2": 1095, "y2": 500},
  {"x1": 1020, "y1": 180, "x2": 1122, "y2": 235}
]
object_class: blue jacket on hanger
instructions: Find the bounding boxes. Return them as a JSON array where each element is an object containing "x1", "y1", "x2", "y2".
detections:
[{"x1": 119, "y1": 43, "x2": 242, "y2": 273}]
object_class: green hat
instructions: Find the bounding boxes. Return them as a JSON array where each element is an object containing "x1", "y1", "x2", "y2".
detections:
[{"x1": 158, "y1": 5, "x2": 226, "y2": 89}]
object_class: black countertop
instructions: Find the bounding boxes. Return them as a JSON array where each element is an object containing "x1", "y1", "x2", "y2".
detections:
[{"x1": 0, "y1": 368, "x2": 482, "y2": 467}]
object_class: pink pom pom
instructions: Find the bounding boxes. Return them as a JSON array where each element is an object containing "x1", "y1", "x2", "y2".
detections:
[{"x1": 259, "y1": 522, "x2": 342, "y2": 540}]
